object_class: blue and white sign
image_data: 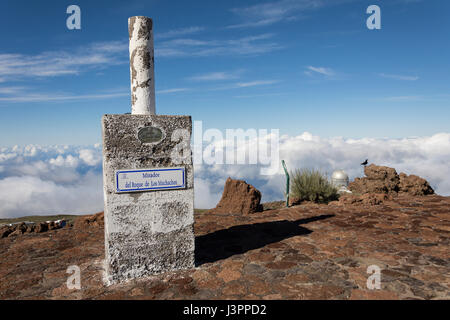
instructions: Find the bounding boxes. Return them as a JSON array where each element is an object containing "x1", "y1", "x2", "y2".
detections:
[{"x1": 115, "y1": 167, "x2": 185, "y2": 193}]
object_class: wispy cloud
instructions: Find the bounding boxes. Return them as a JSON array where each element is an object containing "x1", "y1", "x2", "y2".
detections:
[
  {"x1": 0, "y1": 41, "x2": 127, "y2": 80},
  {"x1": 156, "y1": 88, "x2": 189, "y2": 94},
  {"x1": 236, "y1": 80, "x2": 280, "y2": 87},
  {"x1": 206, "y1": 79, "x2": 280, "y2": 91},
  {"x1": 0, "y1": 87, "x2": 26, "y2": 95},
  {"x1": 383, "y1": 95, "x2": 423, "y2": 102},
  {"x1": 0, "y1": 91, "x2": 128, "y2": 103},
  {"x1": 305, "y1": 66, "x2": 335, "y2": 77},
  {"x1": 1, "y1": 132, "x2": 449, "y2": 217},
  {"x1": 0, "y1": 144, "x2": 104, "y2": 218},
  {"x1": 188, "y1": 71, "x2": 242, "y2": 81},
  {"x1": 379, "y1": 73, "x2": 419, "y2": 81},
  {"x1": 194, "y1": 131, "x2": 450, "y2": 208},
  {"x1": 227, "y1": 0, "x2": 324, "y2": 29},
  {"x1": 378, "y1": 94, "x2": 450, "y2": 103},
  {"x1": 233, "y1": 92, "x2": 286, "y2": 98},
  {"x1": 156, "y1": 33, "x2": 281, "y2": 57},
  {"x1": 157, "y1": 26, "x2": 205, "y2": 39},
  {"x1": 0, "y1": 78, "x2": 280, "y2": 102}
]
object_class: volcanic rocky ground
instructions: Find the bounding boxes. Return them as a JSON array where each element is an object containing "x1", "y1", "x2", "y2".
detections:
[{"x1": 0, "y1": 194, "x2": 449, "y2": 300}]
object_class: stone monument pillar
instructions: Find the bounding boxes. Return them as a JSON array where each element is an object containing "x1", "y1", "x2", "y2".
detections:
[
  {"x1": 102, "y1": 16, "x2": 195, "y2": 285},
  {"x1": 129, "y1": 16, "x2": 155, "y2": 115}
]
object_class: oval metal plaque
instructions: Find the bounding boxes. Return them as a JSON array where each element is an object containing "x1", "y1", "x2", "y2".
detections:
[{"x1": 138, "y1": 126, "x2": 163, "y2": 144}]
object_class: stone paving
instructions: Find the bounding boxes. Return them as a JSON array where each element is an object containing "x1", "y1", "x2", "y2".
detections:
[{"x1": 0, "y1": 194, "x2": 449, "y2": 300}]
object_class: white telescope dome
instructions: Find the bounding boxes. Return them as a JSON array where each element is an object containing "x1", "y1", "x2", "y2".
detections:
[{"x1": 331, "y1": 170, "x2": 349, "y2": 187}]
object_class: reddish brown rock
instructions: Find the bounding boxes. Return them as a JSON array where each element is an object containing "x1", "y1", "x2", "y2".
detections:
[
  {"x1": 360, "y1": 193, "x2": 392, "y2": 205},
  {"x1": 148, "y1": 282, "x2": 169, "y2": 295},
  {"x1": 399, "y1": 173, "x2": 434, "y2": 196},
  {"x1": 210, "y1": 178, "x2": 263, "y2": 215},
  {"x1": 169, "y1": 276, "x2": 193, "y2": 286},
  {"x1": 0, "y1": 226, "x2": 13, "y2": 238},
  {"x1": 365, "y1": 164, "x2": 399, "y2": 182},
  {"x1": 349, "y1": 164, "x2": 400, "y2": 194},
  {"x1": 262, "y1": 293, "x2": 282, "y2": 300},
  {"x1": 266, "y1": 261, "x2": 296, "y2": 270},
  {"x1": 337, "y1": 194, "x2": 361, "y2": 205},
  {"x1": 129, "y1": 287, "x2": 144, "y2": 297},
  {"x1": 8, "y1": 229, "x2": 22, "y2": 237},
  {"x1": 350, "y1": 289, "x2": 399, "y2": 300},
  {"x1": 223, "y1": 282, "x2": 246, "y2": 296},
  {"x1": 338, "y1": 193, "x2": 392, "y2": 206},
  {"x1": 248, "y1": 279, "x2": 272, "y2": 295},
  {"x1": 1, "y1": 194, "x2": 449, "y2": 300},
  {"x1": 35, "y1": 222, "x2": 48, "y2": 233},
  {"x1": 218, "y1": 269, "x2": 241, "y2": 283},
  {"x1": 289, "y1": 197, "x2": 301, "y2": 206},
  {"x1": 73, "y1": 212, "x2": 104, "y2": 228},
  {"x1": 1, "y1": 220, "x2": 68, "y2": 237},
  {"x1": 248, "y1": 251, "x2": 275, "y2": 262},
  {"x1": 349, "y1": 164, "x2": 434, "y2": 196}
]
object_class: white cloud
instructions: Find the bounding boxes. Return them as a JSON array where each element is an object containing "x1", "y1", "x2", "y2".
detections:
[
  {"x1": 156, "y1": 88, "x2": 189, "y2": 94},
  {"x1": 0, "y1": 174, "x2": 103, "y2": 218},
  {"x1": 188, "y1": 71, "x2": 241, "y2": 82},
  {"x1": 0, "y1": 91, "x2": 128, "y2": 103},
  {"x1": 233, "y1": 92, "x2": 286, "y2": 98},
  {"x1": 49, "y1": 155, "x2": 79, "y2": 167},
  {"x1": 79, "y1": 149, "x2": 102, "y2": 166},
  {"x1": 0, "y1": 87, "x2": 26, "y2": 94},
  {"x1": 156, "y1": 33, "x2": 281, "y2": 57},
  {"x1": 227, "y1": 0, "x2": 323, "y2": 28},
  {"x1": 195, "y1": 132, "x2": 450, "y2": 208},
  {"x1": 227, "y1": 0, "x2": 366, "y2": 29},
  {"x1": 157, "y1": 26, "x2": 205, "y2": 39},
  {"x1": 236, "y1": 80, "x2": 279, "y2": 87},
  {"x1": 24, "y1": 145, "x2": 38, "y2": 157},
  {"x1": 383, "y1": 95, "x2": 422, "y2": 102},
  {"x1": 1, "y1": 132, "x2": 449, "y2": 218},
  {"x1": 194, "y1": 178, "x2": 222, "y2": 209},
  {"x1": 206, "y1": 79, "x2": 280, "y2": 91},
  {"x1": 0, "y1": 145, "x2": 103, "y2": 218},
  {"x1": 0, "y1": 41, "x2": 127, "y2": 81},
  {"x1": 305, "y1": 66, "x2": 335, "y2": 77},
  {"x1": 379, "y1": 73, "x2": 419, "y2": 81},
  {"x1": 0, "y1": 40, "x2": 130, "y2": 104}
]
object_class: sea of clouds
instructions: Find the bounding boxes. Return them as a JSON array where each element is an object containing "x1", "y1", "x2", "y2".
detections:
[{"x1": 1, "y1": 132, "x2": 449, "y2": 218}]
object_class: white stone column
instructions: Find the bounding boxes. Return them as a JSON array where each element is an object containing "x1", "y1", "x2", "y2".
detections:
[{"x1": 128, "y1": 16, "x2": 156, "y2": 115}]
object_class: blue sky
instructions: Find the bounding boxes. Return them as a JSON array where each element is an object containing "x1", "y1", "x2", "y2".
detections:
[{"x1": 0, "y1": 0, "x2": 449, "y2": 146}]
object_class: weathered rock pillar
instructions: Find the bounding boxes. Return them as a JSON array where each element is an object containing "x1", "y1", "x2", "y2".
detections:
[
  {"x1": 129, "y1": 16, "x2": 156, "y2": 115},
  {"x1": 102, "y1": 16, "x2": 194, "y2": 285}
]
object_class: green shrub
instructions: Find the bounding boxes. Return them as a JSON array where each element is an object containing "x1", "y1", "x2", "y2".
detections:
[{"x1": 290, "y1": 168, "x2": 339, "y2": 204}]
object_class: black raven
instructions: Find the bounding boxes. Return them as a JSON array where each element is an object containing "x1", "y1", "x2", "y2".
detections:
[{"x1": 361, "y1": 159, "x2": 368, "y2": 166}]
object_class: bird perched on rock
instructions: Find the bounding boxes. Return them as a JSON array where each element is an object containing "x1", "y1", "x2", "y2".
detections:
[{"x1": 361, "y1": 159, "x2": 368, "y2": 166}]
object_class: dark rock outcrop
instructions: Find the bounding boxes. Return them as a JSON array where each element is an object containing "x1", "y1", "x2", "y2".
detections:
[
  {"x1": 399, "y1": 173, "x2": 434, "y2": 196},
  {"x1": 210, "y1": 178, "x2": 263, "y2": 215},
  {"x1": 73, "y1": 212, "x2": 104, "y2": 228},
  {"x1": 0, "y1": 220, "x2": 66, "y2": 238},
  {"x1": 332, "y1": 193, "x2": 393, "y2": 206},
  {"x1": 349, "y1": 164, "x2": 434, "y2": 196},
  {"x1": 349, "y1": 164, "x2": 400, "y2": 194}
]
